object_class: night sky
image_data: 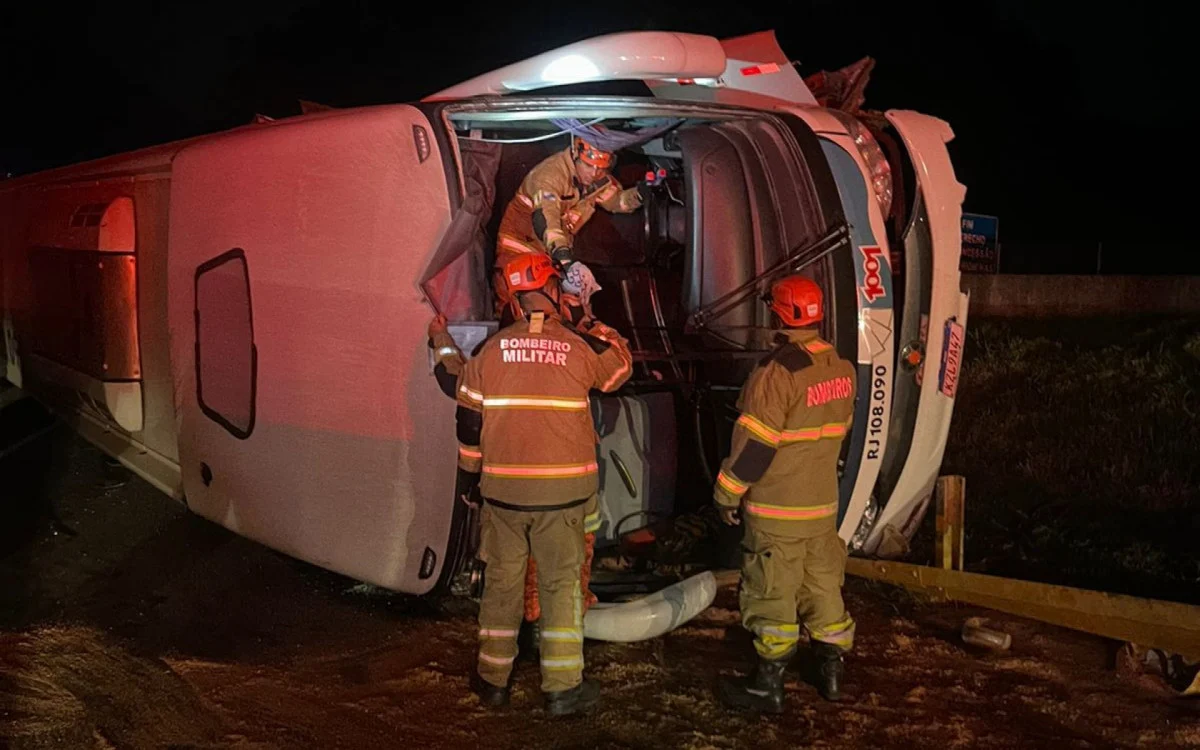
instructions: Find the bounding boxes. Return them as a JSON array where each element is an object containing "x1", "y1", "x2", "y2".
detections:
[{"x1": 3, "y1": 1, "x2": 1193, "y2": 273}]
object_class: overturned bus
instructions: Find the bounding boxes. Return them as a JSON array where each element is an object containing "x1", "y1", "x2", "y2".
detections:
[{"x1": 0, "y1": 31, "x2": 969, "y2": 600}]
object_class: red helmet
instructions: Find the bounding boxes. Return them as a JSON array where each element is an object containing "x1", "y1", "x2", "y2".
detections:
[
  {"x1": 572, "y1": 135, "x2": 614, "y2": 169},
  {"x1": 504, "y1": 253, "x2": 561, "y2": 295},
  {"x1": 768, "y1": 275, "x2": 824, "y2": 327}
]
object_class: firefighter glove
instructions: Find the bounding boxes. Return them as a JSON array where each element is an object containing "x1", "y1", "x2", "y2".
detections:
[{"x1": 550, "y1": 244, "x2": 574, "y2": 267}]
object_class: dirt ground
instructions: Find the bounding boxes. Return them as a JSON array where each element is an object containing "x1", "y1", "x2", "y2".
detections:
[{"x1": 2, "y1": 428, "x2": 1197, "y2": 749}]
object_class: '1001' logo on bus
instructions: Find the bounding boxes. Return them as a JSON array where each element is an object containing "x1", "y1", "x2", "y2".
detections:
[{"x1": 859, "y1": 245, "x2": 887, "y2": 304}]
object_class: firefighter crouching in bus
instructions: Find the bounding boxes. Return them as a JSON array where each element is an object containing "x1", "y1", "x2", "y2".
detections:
[
  {"x1": 454, "y1": 253, "x2": 632, "y2": 716},
  {"x1": 492, "y1": 132, "x2": 647, "y2": 319},
  {"x1": 714, "y1": 275, "x2": 857, "y2": 714}
]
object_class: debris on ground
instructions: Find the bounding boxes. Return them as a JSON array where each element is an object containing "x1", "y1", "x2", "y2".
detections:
[
  {"x1": 1118, "y1": 643, "x2": 1200, "y2": 698},
  {"x1": 960, "y1": 617, "x2": 1013, "y2": 652}
]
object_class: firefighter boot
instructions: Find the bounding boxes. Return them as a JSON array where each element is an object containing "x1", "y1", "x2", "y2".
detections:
[
  {"x1": 812, "y1": 642, "x2": 844, "y2": 702},
  {"x1": 472, "y1": 673, "x2": 511, "y2": 707},
  {"x1": 717, "y1": 657, "x2": 788, "y2": 714},
  {"x1": 544, "y1": 678, "x2": 601, "y2": 717}
]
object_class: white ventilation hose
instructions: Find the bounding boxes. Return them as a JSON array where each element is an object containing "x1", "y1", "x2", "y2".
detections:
[{"x1": 582, "y1": 571, "x2": 717, "y2": 642}]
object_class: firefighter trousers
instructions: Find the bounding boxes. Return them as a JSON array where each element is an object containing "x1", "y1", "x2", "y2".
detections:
[
  {"x1": 739, "y1": 521, "x2": 855, "y2": 661},
  {"x1": 477, "y1": 499, "x2": 587, "y2": 693},
  {"x1": 524, "y1": 496, "x2": 601, "y2": 621}
]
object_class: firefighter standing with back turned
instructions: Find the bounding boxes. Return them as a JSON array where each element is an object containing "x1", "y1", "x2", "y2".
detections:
[
  {"x1": 454, "y1": 253, "x2": 632, "y2": 716},
  {"x1": 714, "y1": 275, "x2": 857, "y2": 714},
  {"x1": 427, "y1": 288, "x2": 606, "y2": 647}
]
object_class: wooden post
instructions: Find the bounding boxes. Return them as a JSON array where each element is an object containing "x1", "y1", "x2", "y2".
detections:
[{"x1": 935, "y1": 475, "x2": 965, "y2": 571}]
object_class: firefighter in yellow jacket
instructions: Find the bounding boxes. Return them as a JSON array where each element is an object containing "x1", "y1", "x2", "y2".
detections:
[
  {"x1": 493, "y1": 133, "x2": 646, "y2": 315},
  {"x1": 715, "y1": 274, "x2": 857, "y2": 713},
  {"x1": 456, "y1": 252, "x2": 632, "y2": 716}
]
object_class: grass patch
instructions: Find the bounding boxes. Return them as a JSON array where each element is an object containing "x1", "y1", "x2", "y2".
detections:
[{"x1": 929, "y1": 316, "x2": 1200, "y2": 604}]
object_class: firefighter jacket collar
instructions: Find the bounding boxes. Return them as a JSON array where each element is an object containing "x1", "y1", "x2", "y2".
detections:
[{"x1": 776, "y1": 327, "x2": 822, "y2": 346}]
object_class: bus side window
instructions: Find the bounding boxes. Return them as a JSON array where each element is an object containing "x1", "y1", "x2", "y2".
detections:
[{"x1": 195, "y1": 248, "x2": 257, "y2": 439}]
